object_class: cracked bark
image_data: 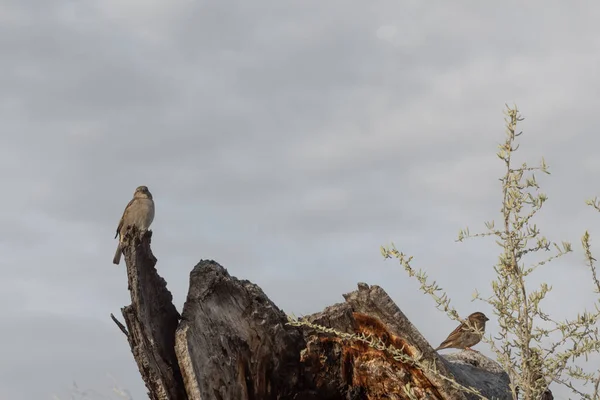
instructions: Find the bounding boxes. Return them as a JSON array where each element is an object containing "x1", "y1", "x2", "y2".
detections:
[
  {"x1": 116, "y1": 248, "x2": 515, "y2": 400},
  {"x1": 118, "y1": 227, "x2": 187, "y2": 400}
]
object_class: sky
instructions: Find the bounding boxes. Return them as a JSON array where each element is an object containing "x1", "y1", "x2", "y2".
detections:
[{"x1": 1, "y1": 1, "x2": 600, "y2": 399}]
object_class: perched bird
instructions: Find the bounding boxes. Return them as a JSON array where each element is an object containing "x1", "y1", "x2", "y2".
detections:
[
  {"x1": 113, "y1": 185, "x2": 155, "y2": 265},
  {"x1": 435, "y1": 312, "x2": 489, "y2": 351}
]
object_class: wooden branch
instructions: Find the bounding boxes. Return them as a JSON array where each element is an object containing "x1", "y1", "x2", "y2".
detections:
[
  {"x1": 119, "y1": 227, "x2": 187, "y2": 400},
  {"x1": 110, "y1": 313, "x2": 128, "y2": 337}
]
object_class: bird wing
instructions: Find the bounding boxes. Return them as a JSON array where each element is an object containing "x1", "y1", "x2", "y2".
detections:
[
  {"x1": 115, "y1": 198, "x2": 136, "y2": 239},
  {"x1": 436, "y1": 322, "x2": 466, "y2": 349}
]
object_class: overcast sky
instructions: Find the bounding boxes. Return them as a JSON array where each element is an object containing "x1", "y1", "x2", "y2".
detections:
[{"x1": 2, "y1": 1, "x2": 600, "y2": 399}]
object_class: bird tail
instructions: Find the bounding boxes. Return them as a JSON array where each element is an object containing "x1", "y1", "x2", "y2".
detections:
[
  {"x1": 113, "y1": 243, "x2": 122, "y2": 265},
  {"x1": 434, "y1": 341, "x2": 449, "y2": 351}
]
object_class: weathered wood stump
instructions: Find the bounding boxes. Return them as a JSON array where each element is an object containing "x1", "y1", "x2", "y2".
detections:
[
  {"x1": 174, "y1": 260, "x2": 311, "y2": 399},
  {"x1": 114, "y1": 233, "x2": 513, "y2": 400},
  {"x1": 116, "y1": 228, "x2": 187, "y2": 400}
]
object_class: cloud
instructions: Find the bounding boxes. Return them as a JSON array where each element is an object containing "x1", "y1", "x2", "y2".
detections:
[
  {"x1": 2, "y1": 0, "x2": 600, "y2": 398},
  {"x1": 0, "y1": 312, "x2": 141, "y2": 400}
]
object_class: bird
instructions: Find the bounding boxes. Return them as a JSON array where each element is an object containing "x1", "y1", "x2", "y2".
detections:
[
  {"x1": 434, "y1": 312, "x2": 489, "y2": 351},
  {"x1": 113, "y1": 185, "x2": 155, "y2": 265}
]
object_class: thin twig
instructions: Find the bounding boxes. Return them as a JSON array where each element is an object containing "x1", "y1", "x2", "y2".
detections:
[{"x1": 110, "y1": 313, "x2": 129, "y2": 337}]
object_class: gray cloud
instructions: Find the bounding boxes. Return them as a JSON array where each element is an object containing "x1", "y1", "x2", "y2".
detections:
[
  {"x1": 0, "y1": 312, "x2": 140, "y2": 400},
  {"x1": 2, "y1": 0, "x2": 600, "y2": 398}
]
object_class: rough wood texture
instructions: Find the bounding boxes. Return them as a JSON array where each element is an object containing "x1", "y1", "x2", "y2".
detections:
[
  {"x1": 441, "y1": 352, "x2": 511, "y2": 400},
  {"x1": 300, "y1": 283, "x2": 512, "y2": 399},
  {"x1": 120, "y1": 257, "x2": 512, "y2": 399},
  {"x1": 174, "y1": 260, "x2": 314, "y2": 400},
  {"x1": 301, "y1": 283, "x2": 465, "y2": 399},
  {"x1": 119, "y1": 227, "x2": 187, "y2": 400}
]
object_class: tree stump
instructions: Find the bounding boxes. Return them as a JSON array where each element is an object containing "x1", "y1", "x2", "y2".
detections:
[
  {"x1": 114, "y1": 238, "x2": 512, "y2": 400},
  {"x1": 117, "y1": 228, "x2": 187, "y2": 400},
  {"x1": 174, "y1": 260, "x2": 311, "y2": 399}
]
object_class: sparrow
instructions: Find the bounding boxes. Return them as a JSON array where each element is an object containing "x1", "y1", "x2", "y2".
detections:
[
  {"x1": 113, "y1": 185, "x2": 155, "y2": 265},
  {"x1": 435, "y1": 312, "x2": 489, "y2": 351}
]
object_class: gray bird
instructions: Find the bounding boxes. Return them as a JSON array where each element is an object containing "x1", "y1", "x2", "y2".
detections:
[{"x1": 113, "y1": 185, "x2": 155, "y2": 265}]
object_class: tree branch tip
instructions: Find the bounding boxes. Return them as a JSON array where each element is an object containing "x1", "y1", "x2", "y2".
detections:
[{"x1": 110, "y1": 313, "x2": 129, "y2": 337}]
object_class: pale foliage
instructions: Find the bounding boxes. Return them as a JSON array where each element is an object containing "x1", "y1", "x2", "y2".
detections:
[
  {"x1": 291, "y1": 106, "x2": 600, "y2": 399},
  {"x1": 382, "y1": 106, "x2": 600, "y2": 399}
]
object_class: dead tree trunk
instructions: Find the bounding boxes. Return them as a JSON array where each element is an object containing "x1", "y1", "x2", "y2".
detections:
[
  {"x1": 114, "y1": 236, "x2": 513, "y2": 399},
  {"x1": 174, "y1": 260, "x2": 312, "y2": 399},
  {"x1": 117, "y1": 228, "x2": 187, "y2": 400}
]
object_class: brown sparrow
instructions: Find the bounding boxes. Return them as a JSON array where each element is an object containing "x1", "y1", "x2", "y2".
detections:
[
  {"x1": 113, "y1": 185, "x2": 155, "y2": 265},
  {"x1": 435, "y1": 312, "x2": 489, "y2": 351}
]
